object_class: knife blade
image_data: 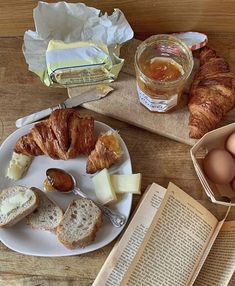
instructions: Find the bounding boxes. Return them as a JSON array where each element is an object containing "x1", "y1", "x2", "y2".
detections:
[{"x1": 15, "y1": 86, "x2": 113, "y2": 128}]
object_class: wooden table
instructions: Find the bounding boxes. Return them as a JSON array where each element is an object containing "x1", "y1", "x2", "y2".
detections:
[{"x1": 0, "y1": 1, "x2": 235, "y2": 285}]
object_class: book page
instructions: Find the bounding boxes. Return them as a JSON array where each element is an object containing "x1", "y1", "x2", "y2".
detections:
[
  {"x1": 92, "y1": 183, "x2": 167, "y2": 286},
  {"x1": 189, "y1": 207, "x2": 230, "y2": 285},
  {"x1": 121, "y1": 182, "x2": 218, "y2": 286},
  {"x1": 228, "y1": 272, "x2": 235, "y2": 286},
  {"x1": 194, "y1": 221, "x2": 235, "y2": 286}
]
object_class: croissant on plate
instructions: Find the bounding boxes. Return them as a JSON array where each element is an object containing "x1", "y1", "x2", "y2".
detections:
[
  {"x1": 188, "y1": 46, "x2": 235, "y2": 139},
  {"x1": 86, "y1": 131, "x2": 123, "y2": 174},
  {"x1": 14, "y1": 108, "x2": 95, "y2": 160}
]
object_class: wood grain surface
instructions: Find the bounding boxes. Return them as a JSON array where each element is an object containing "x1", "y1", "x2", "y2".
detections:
[
  {"x1": 1, "y1": 0, "x2": 235, "y2": 37},
  {"x1": 0, "y1": 1, "x2": 235, "y2": 285}
]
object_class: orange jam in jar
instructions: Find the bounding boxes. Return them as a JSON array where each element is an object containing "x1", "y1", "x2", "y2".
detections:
[
  {"x1": 135, "y1": 35, "x2": 193, "y2": 113},
  {"x1": 141, "y1": 57, "x2": 183, "y2": 82}
]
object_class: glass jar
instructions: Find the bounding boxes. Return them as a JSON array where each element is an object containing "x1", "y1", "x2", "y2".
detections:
[{"x1": 135, "y1": 34, "x2": 193, "y2": 113}]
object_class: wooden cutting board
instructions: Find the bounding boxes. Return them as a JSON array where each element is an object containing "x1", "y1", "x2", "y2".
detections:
[{"x1": 68, "y1": 37, "x2": 235, "y2": 146}]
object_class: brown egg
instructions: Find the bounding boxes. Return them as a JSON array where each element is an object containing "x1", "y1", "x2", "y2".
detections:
[
  {"x1": 226, "y1": 131, "x2": 235, "y2": 156},
  {"x1": 231, "y1": 178, "x2": 235, "y2": 191},
  {"x1": 203, "y1": 149, "x2": 235, "y2": 184}
]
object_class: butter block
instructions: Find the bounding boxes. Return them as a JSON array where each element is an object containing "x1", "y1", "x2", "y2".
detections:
[
  {"x1": 110, "y1": 174, "x2": 142, "y2": 194},
  {"x1": 6, "y1": 152, "x2": 33, "y2": 180},
  {"x1": 92, "y1": 168, "x2": 117, "y2": 204}
]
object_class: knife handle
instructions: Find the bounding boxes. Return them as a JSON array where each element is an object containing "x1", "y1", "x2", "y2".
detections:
[{"x1": 15, "y1": 104, "x2": 66, "y2": 128}]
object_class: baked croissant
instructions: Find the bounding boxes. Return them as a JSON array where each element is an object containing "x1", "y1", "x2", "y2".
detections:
[
  {"x1": 188, "y1": 46, "x2": 235, "y2": 139},
  {"x1": 15, "y1": 108, "x2": 95, "y2": 160},
  {"x1": 86, "y1": 131, "x2": 123, "y2": 174}
]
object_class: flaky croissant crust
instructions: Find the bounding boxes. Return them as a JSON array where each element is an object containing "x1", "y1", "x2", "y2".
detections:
[
  {"x1": 188, "y1": 46, "x2": 235, "y2": 139},
  {"x1": 86, "y1": 131, "x2": 123, "y2": 174},
  {"x1": 14, "y1": 108, "x2": 95, "y2": 160}
]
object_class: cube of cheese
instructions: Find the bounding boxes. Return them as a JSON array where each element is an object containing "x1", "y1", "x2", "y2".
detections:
[
  {"x1": 110, "y1": 173, "x2": 142, "y2": 194},
  {"x1": 92, "y1": 168, "x2": 117, "y2": 204}
]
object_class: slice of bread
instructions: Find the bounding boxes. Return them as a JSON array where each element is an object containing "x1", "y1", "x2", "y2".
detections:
[
  {"x1": 0, "y1": 185, "x2": 39, "y2": 228},
  {"x1": 57, "y1": 198, "x2": 103, "y2": 249},
  {"x1": 27, "y1": 187, "x2": 63, "y2": 232}
]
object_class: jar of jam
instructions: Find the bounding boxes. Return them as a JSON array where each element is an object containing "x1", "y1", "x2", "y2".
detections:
[{"x1": 135, "y1": 34, "x2": 193, "y2": 113}]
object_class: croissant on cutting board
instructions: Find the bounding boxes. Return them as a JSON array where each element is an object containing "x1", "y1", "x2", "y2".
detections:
[
  {"x1": 14, "y1": 108, "x2": 95, "y2": 160},
  {"x1": 188, "y1": 46, "x2": 235, "y2": 139},
  {"x1": 86, "y1": 131, "x2": 123, "y2": 174}
]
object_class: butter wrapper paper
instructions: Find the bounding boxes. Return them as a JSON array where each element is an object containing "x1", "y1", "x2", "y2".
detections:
[{"x1": 23, "y1": 1, "x2": 134, "y2": 87}]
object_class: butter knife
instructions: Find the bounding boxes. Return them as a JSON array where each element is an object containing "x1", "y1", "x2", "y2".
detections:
[{"x1": 15, "y1": 86, "x2": 113, "y2": 128}]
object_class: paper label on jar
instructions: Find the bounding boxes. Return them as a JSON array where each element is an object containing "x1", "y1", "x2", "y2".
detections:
[{"x1": 136, "y1": 84, "x2": 177, "y2": 112}]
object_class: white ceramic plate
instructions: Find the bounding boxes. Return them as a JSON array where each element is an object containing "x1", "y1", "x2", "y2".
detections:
[{"x1": 0, "y1": 121, "x2": 132, "y2": 256}]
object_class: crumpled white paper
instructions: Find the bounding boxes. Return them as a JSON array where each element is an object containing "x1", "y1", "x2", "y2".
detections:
[{"x1": 23, "y1": 1, "x2": 134, "y2": 87}]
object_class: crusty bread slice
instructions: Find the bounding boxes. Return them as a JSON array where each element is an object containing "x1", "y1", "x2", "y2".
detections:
[
  {"x1": 27, "y1": 187, "x2": 63, "y2": 232},
  {"x1": 0, "y1": 185, "x2": 39, "y2": 228},
  {"x1": 57, "y1": 198, "x2": 103, "y2": 249}
]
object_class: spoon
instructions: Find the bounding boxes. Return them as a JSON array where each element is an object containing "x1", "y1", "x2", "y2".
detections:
[{"x1": 46, "y1": 168, "x2": 126, "y2": 228}]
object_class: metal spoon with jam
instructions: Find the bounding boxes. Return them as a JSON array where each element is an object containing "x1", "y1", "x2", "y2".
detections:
[
  {"x1": 44, "y1": 168, "x2": 126, "y2": 228},
  {"x1": 45, "y1": 168, "x2": 74, "y2": 193}
]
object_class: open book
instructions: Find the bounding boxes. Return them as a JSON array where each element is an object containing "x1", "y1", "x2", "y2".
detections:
[{"x1": 93, "y1": 183, "x2": 235, "y2": 286}]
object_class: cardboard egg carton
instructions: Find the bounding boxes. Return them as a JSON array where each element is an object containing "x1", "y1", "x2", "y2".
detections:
[{"x1": 190, "y1": 123, "x2": 235, "y2": 206}]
